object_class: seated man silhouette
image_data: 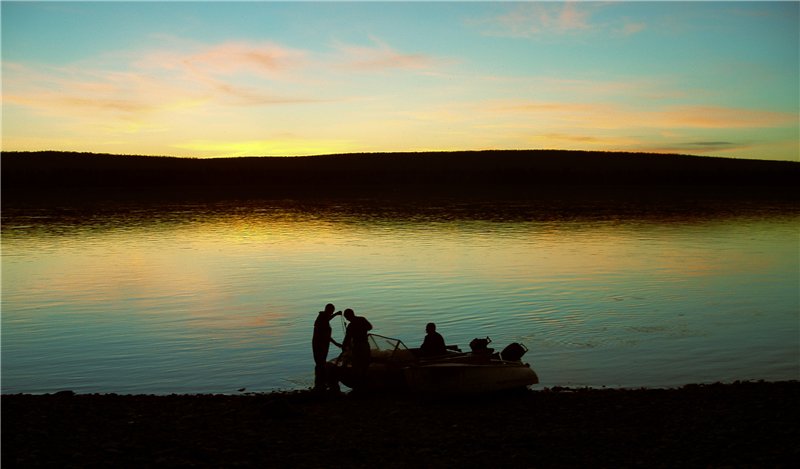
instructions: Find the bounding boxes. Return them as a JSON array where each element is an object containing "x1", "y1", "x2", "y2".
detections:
[{"x1": 420, "y1": 322, "x2": 447, "y2": 357}]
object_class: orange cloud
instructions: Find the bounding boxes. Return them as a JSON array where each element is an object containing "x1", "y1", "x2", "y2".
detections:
[
  {"x1": 488, "y1": 100, "x2": 798, "y2": 130},
  {"x1": 657, "y1": 106, "x2": 798, "y2": 129},
  {"x1": 2, "y1": 62, "x2": 196, "y2": 121},
  {"x1": 450, "y1": 98, "x2": 797, "y2": 159}
]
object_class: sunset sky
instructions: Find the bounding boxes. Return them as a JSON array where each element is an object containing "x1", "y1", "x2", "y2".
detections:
[{"x1": 2, "y1": 1, "x2": 798, "y2": 160}]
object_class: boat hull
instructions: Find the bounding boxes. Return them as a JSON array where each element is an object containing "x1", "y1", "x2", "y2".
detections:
[
  {"x1": 334, "y1": 361, "x2": 407, "y2": 392},
  {"x1": 404, "y1": 361, "x2": 539, "y2": 394}
]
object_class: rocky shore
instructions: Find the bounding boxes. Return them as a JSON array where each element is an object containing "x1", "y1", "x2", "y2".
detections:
[{"x1": 3, "y1": 381, "x2": 798, "y2": 468}]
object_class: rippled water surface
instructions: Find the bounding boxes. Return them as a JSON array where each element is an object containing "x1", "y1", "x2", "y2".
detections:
[{"x1": 2, "y1": 199, "x2": 798, "y2": 393}]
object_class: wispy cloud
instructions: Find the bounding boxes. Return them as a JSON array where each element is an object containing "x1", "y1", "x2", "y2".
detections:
[
  {"x1": 1, "y1": 33, "x2": 458, "y2": 156},
  {"x1": 2, "y1": 41, "x2": 325, "y2": 134},
  {"x1": 640, "y1": 141, "x2": 756, "y2": 156},
  {"x1": 137, "y1": 41, "x2": 308, "y2": 79},
  {"x1": 489, "y1": 100, "x2": 798, "y2": 130},
  {"x1": 658, "y1": 106, "x2": 798, "y2": 129},
  {"x1": 474, "y1": 2, "x2": 592, "y2": 38},
  {"x1": 331, "y1": 36, "x2": 441, "y2": 72},
  {"x1": 2, "y1": 35, "x2": 447, "y2": 128},
  {"x1": 682, "y1": 141, "x2": 741, "y2": 150},
  {"x1": 134, "y1": 41, "x2": 319, "y2": 106},
  {"x1": 473, "y1": 98, "x2": 797, "y2": 158},
  {"x1": 2, "y1": 62, "x2": 195, "y2": 121},
  {"x1": 620, "y1": 21, "x2": 647, "y2": 36},
  {"x1": 473, "y1": 2, "x2": 646, "y2": 39}
]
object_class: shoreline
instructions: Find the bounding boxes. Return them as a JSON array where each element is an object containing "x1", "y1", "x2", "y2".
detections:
[{"x1": 4, "y1": 381, "x2": 798, "y2": 467}]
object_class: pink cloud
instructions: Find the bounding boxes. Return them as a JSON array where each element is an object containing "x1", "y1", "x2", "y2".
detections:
[
  {"x1": 333, "y1": 37, "x2": 438, "y2": 72},
  {"x1": 139, "y1": 41, "x2": 308, "y2": 79},
  {"x1": 557, "y1": 2, "x2": 591, "y2": 31},
  {"x1": 621, "y1": 22, "x2": 647, "y2": 36},
  {"x1": 475, "y1": 2, "x2": 649, "y2": 39},
  {"x1": 480, "y1": 1, "x2": 592, "y2": 37},
  {"x1": 1, "y1": 39, "x2": 325, "y2": 124}
]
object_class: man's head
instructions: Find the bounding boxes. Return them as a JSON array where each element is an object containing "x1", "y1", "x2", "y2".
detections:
[
  {"x1": 344, "y1": 308, "x2": 355, "y2": 321},
  {"x1": 426, "y1": 322, "x2": 436, "y2": 333},
  {"x1": 324, "y1": 303, "x2": 335, "y2": 314}
]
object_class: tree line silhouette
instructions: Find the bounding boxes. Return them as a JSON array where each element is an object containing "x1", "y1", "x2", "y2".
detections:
[{"x1": 2, "y1": 150, "x2": 797, "y2": 200}]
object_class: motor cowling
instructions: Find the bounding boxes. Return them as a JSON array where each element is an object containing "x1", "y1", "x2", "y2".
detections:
[
  {"x1": 469, "y1": 337, "x2": 493, "y2": 353},
  {"x1": 500, "y1": 342, "x2": 528, "y2": 361}
]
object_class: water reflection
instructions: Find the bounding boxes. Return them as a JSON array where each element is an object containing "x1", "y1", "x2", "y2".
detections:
[{"x1": 2, "y1": 199, "x2": 798, "y2": 393}]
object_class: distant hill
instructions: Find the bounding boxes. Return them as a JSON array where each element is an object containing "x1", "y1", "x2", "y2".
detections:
[{"x1": 2, "y1": 150, "x2": 798, "y2": 200}]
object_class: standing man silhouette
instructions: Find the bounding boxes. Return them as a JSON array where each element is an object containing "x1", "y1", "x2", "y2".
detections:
[
  {"x1": 342, "y1": 308, "x2": 373, "y2": 389},
  {"x1": 312, "y1": 303, "x2": 342, "y2": 391}
]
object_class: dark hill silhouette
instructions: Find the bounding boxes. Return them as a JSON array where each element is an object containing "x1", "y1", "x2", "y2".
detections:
[{"x1": 2, "y1": 150, "x2": 797, "y2": 200}]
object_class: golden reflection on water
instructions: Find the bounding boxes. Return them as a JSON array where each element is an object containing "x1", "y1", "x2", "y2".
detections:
[{"x1": 2, "y1": 203, "x2": 798, "y2": 393}]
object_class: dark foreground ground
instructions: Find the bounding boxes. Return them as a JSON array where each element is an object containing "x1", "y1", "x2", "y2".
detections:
[{"x1": 3, "y1": 381, "x2": 798, "y2": 468}]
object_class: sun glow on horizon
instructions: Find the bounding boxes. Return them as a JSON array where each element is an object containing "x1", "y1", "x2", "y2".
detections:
[
  {"x1": 171, "y1": 138, "x2": 359, "y2": 158},
  {"x1": 2, "y1": 2, "x2": 798, "y2": 161}
]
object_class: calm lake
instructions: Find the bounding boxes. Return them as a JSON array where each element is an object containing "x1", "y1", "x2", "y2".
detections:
[{"x1": 2, "y1": 197, "x2": 798, "y2": 394}]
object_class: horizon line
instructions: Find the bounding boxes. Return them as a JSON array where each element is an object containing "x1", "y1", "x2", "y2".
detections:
[{"x1": 3, "y1": 148, "x2": 796, "y2": 164}]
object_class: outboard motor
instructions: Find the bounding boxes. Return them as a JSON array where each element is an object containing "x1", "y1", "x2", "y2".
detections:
[
  {"x1": 500, "y1": 342, "x2": 528, "y2": 361},
  {"x1": 469, "y1": 337, "x2": 494, "y2": 354}
]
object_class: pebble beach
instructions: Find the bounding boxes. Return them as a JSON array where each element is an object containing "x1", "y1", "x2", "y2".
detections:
[{"x1": 3, "y1": 381, "x2": 798, "y2": 468}]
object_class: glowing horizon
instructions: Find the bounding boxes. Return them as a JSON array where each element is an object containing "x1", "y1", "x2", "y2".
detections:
[{"x1": 2, "y1": 1, "x2": 798, "y2": 161}]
